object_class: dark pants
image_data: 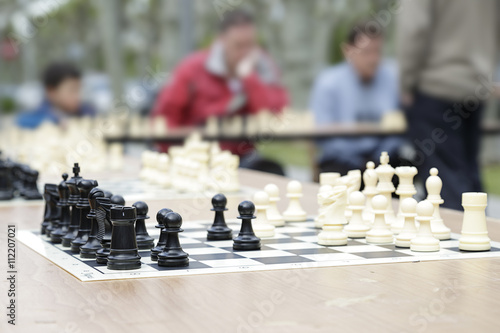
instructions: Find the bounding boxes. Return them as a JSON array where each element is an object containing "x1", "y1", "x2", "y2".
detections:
[{"x1": 406, "y1": 91, "x2": 483, "y2": 210}]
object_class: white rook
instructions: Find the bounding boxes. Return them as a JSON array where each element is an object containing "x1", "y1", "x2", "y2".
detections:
[{"x1": 459, "y1": 192, "x2": 490, "y2": 251}]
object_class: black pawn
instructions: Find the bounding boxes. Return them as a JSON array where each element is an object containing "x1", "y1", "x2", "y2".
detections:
[
  {"x1": 50, "y1": 174, "x2": 71, "y2": 243},
  {"x1": 70, "y1": 179, "x2": 98, "y2": 253},
  {"x1": 80, "y1": 187, "x2": 106, "y2": 258},
  {"x1": 95, "y1": 196, "x2": 113, "y2": 265},
  {"x1": 103, "y1": 191, "x2": 113, "y2": 199},
  {"x1": 233, "y1": 201, "x2": 261, "y2": 251},
  {"x1": 61, "y1": 163, "x2": 82, "y2": 247},
  {"x1": 207, "y1": 193, "x2": 233, "y2": 240},
  {"x1": 151, "y1": 208, "x2": 172, "y2": 261},
  {"x1": 158, "y1": 212, "x2": 189, "y2": 267},
  {"x1": 110, "y1": 194, "x2": 125, "y2": 206},
  {"x1": 133, "y1": 201, "x2": 154, "y2": 250},
  {"x1": 107, "y1": 206, "x2": 141, "y2": 270}
]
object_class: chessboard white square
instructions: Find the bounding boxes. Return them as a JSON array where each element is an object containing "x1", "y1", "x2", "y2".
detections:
[
  {"x1": 293, "y1": 235, "x2": 319, "y2": 243},
  {"x1": 395, "y1": 249, "x2": 458, "y2": 256},
  {"x1": 236, "y1": 250, "x2": 297, "y2": 259},
  {"x1": 266, "y1": 242, "x2": 323, "y2": 250},
  {"x1": 178, "y1": 237, "x2": 203, "y2": 245},
  {"x1": 182, "y1": 231, "x2": 210, "y2": 238},
  {"x1": 200, "y1": 258, "x2": 263, "y2": 268},
  {"x1": 187, "y1": 247, "x2": 230, "y2": 255},
  {"x1": 95, "y1": 264, "x2": 158, "y2": 274},
  {"x1": 333, "y1": 245, "x2": 392, "y2": 253},
  {"x1": 301, "y1": 253, "x2": 364, "y2": 262},
  {"x1": 439, "y1": 240, "x2": 460, "y2": 248},
  {"x1": 205, "y1": 240, "x2": 234, "y2": 247}
]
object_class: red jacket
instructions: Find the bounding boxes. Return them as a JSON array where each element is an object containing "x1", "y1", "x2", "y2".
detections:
[{"x1": 152, "y1": 48, "x2": 288, "y2": 155}]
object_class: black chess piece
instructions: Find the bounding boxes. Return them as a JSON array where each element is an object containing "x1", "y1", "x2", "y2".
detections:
[
  {"x1": 110, "y1": 194, "x2": 125, "y2": 206},
  {"x1": 50, "y1": 174, "x2": 71, "y2": 243},
  {"x1": 107, "y1": 206, "x2": 141, "y2": 270},
  {"x1": 158, "y1": 212, "x2": 189, "y2": 267},
  {"x1": 44, "y1": 184, "x2": 60, "y2": 237},
  {"x1": 151, "y1": 208, "x2": 172, "y2": 261},
  {"x1": 62, "y1": 163, "x2": 83, "y2": 247},
  {"x1": 0, "y1": 152, "x2": 14, "y2": 200},
  {"x1": 207, "y1": 193, "x2": 233, "y2": 240},
  {"x1": 70, "y1": 179, "x2": 98, "y2": 253},
  {"x1": 80, "y1": 187, "x2": 106, "y2": 258},
  {"x1": 11, "y1": 162, "x2": 24, "y2": 195},
  {"x1": 41, "y1": 184, "x2": 58, "y2": 235},
  {"x1": 103, "y1": 190, "x2": 113, "y2": 199},
  {"x1": 133, "y1": 201, "x2": 154, "y2": 250},
  {"x1": 21, "y1": 167, "x2": 42, "y2": 200},
  {"x1": 233, "y1": 201, "x2": 261, "y2": 251},
  {"x1": 95, "y1": 196, "x2": 113, "y2": 265}
]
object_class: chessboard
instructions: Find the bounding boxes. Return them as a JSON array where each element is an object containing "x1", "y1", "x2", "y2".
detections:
[{"x1": 18, "y1": 219, "x2": 500, "y2": 282}]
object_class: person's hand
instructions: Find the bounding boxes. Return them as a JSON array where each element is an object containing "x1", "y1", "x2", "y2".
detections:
[{"x1": 236, "y1": 49, "x2": 260, "y2": 79}]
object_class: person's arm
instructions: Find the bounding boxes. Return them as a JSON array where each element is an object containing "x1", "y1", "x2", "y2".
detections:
[
  {"x1": 396, "y1": 0, "x2": 433, "y2": 103},
  {"x1": 242, "y1": 74, "x2": 288, "y2": 114}
]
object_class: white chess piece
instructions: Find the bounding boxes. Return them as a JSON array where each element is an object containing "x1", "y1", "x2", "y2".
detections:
[
  {"x1": 459, "y1": 192, "x2": 491, "y2": 251},
  {"x1": 253, "y1": 191, "x2": 276, "y2": 238},
  {"x1": 319, "y1": 172, "x2": 340, "y2": 186},
  {"x1": 426, "y1": 168, "x2": 451, "y2": 240},
  {"x1": 157, "y1": 153, "x2": 170, "y2": 187},
  {"x1": 392, "y1": 166, "x2": 418, "y2": 234},
  {"x1": 410, "y1": 200, "x2": 440, "y2": 252},
  {"x1": 317, "y1": 185, "x2": 348, "y2": 246},
  {"x1": 375, "y1": 152, "x2": 396, "y2": 225},
  {"x1": 315, "y1": 185, "x2": 333, "y2": 228},
  {"x1": 362, "y1": 161, "x2": 378, "y2": 224},
  {"x1": 264, "y1": 184, "x2": 285, "y2": 227},
  {"x1": 395, "y1": 198, "x2": 418, "y2": 248},
  {"x1": 344, "y1": 170, "x2": 361, "y2": 219},
  {"x1": 366, "y1": 195, "x2": 394, "y2": 244},
  {"x1": 283, "y1": 180, "x2": 307, "y2": 222},
  {"x1": 344, "y1": 191, "x2": 370, "y2": 238}
]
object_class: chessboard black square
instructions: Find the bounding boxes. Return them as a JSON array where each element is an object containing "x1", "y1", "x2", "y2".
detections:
[
  {"x1": 286, "y1": 247, "x2": 341, "y2": 255},
  {"x1": 254, "y1": 256, "x2": 315, "y2": 265},
  {"x1": 150, "y1": 261, "x2": 211, "y2": 270}
]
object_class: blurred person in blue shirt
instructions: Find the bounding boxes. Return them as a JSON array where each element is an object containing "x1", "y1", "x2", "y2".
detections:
[
  {"x1": 310, "y1": 21, "x2": 402, "y2": 175},
  {"x1": 16, "y1": 62, "x2": 95, "y2": 129}
]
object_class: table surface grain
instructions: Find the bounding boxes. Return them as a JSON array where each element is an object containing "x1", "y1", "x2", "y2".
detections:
[{"x1": 1, "y1": 169, "x2": 499, "y2": 333}]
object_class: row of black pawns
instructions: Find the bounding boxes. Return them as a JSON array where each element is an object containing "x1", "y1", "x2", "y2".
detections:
[{"x1": 41, "y1": 163, "x2": 261, "y2": 270}]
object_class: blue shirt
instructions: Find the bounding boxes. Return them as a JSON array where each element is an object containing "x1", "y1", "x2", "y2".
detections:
[
  {"x1": 16, "y1": 98, "x2": 96, "y2": 129},
  {"x1": 310, "y1": 61, "x2": 402, "y2": 167}
]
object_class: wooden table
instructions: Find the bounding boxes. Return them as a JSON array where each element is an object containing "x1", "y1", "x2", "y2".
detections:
[{"x1": 1, "y1": 169, "x2": 500, "y2": 333}]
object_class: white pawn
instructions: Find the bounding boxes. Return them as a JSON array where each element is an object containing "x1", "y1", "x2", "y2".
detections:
[
  {"x1": 253, "y1": 191, "x2": 275, "y2": 238},
  {"x1": 366, "y1": 195, "x2": 393, "y2": 244},
  {"x1": 283, "y1": 180, "x2": 307, "y2": 222},
  {"x1": 317, "y1": 185, "x2": 348, "y2": 246},
  {"x1": 362, "y1": 161, "x2": 378, "y2": 224},
  {"x1": 315, "y1": 184, "x2": 333, "y2": 228},
  {"x1": 459, "y1": 192, "x2": 491, "y2": 251},
  {"x1": 395, "y1": 198, "x2": 418, "y2": 248},
  {"x1": 264, "y1": 184, "x2": 285, "y2": 227},
  {"x1": 411, "y1": 200, "x2": 440, "y2": 252},
  {"x1": 426, "y1": 168, "x2": 451, "y2": 240},
  {"x1": 344, "y1": 191, "x2": 370, "y2": 238}
]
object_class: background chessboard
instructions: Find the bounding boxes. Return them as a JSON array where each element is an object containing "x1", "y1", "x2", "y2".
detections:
[
  {"x1": 95, "y1": 179, "x2": 254, "y2": 202},
  {"x1": 18, "y1": 219, "x2": 500, "y2": 282}
]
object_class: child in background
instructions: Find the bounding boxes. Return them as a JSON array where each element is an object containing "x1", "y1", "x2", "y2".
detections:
[{"x1": 16, "y1": 62, "x2": 95, "y2": 129}]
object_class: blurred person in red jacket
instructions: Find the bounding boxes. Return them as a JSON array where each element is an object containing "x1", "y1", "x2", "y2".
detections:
[{"x1": 152, "y1": 10, "x2": 288, "y2": 166}]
